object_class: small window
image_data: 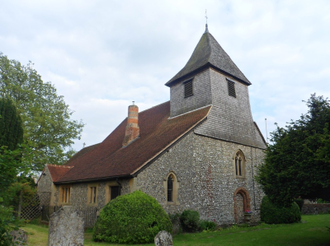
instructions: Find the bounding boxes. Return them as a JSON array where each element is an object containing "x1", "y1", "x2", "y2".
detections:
[
  {"x1": 234, "y1": 151, "x2": 245, "y2": 178},
  {"x1": 167, "y1": 175, "x2": 173, "y2": 202},
  {"x1": 110, "y1": 186, "x2": 121, "y2": 200},
  {"x1": 164, "y1": 172, "x2": 179, "y2": 205},
  {"x1": 184, "y1": 79, "x2": 193, "y2": 98},
  {"x1": 61, "y1": 186, "x2": 71, "y2": 204},
  {"x1": 89, "y1": 186, "x2": 97, "y2": 204},
  {"x1": 227, "y1": 79, "x2": 236, "y2": 98}
]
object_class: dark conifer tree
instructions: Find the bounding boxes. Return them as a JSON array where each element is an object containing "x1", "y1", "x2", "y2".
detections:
[{"x1": 0, "y1": 98, "x2": 23, "y2": 150}]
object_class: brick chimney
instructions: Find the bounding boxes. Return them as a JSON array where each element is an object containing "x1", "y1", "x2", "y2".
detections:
[{"x1": 122, "y1": 102, "x2": 140, "y2": 147}]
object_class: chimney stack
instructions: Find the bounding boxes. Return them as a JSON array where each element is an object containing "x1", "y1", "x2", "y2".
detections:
[{"x1": 122, "y1": 102, "x2": 140, "y2": 147}]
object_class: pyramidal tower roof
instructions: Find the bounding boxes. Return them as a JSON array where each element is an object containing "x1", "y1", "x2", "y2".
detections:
[{"x1": 166, "y1": 25, "x2": 251, "y2": 86}]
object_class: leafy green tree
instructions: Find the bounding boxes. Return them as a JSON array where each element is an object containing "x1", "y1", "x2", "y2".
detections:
[
  {"x1": 0, "y1": 53, "x2": 84, "y2": 171},
  {"x1": 256, "y1": 94, "x2": 330, "y2": 207}
]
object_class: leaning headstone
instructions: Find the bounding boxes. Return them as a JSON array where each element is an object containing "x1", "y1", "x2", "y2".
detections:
[
  {"x1": 48, "y1": 206, "x2": 84, "y2": 246},
  {"x1": 9, "y1": 229, "x2": 28, "y2": 246},
  {"x1": 154, "y1": 230, "x2": 173, "y2": 246}
]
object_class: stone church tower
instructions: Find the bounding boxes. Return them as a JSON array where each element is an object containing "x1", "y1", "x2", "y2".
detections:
[{"x1": 166, "y1": 24, "x2": 265, "y2": 150}]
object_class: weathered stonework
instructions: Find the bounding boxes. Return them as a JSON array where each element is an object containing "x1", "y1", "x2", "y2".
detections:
[
  {"x1": 136, "y1": 131, "x2": 264, "y2": 225},
  {"x1": 48, "y1": 206, "x2": 84, "y2": 246}
]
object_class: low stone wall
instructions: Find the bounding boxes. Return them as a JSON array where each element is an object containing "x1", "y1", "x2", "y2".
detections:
[{"x1": 302, "y1": 204, "x2": 330, "y2": 214}]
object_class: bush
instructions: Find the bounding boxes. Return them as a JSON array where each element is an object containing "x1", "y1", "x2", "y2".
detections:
[
  {"x1": 261, "y1": 196, "x2": 301, "y2": 224},
  {"x1": 92, "y1": 191, "x2": 172, "y2": 244},
  {"x1": 294, "y1": 198, "x2": 304, "y2": 211},
  {"x1": 0, "y1": 205, "x2": 16, "y2": 246},
  {"x1": 198, "y1": 220, "x2": 217, "y2": 231},
  {"x1": 180, "y1": 210, "x2": 200, "y2": 232}
]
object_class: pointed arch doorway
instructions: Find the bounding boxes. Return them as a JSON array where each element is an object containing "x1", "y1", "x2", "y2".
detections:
[{"x1": 233, "y1": 188, "x2": 251, "y2": 223}]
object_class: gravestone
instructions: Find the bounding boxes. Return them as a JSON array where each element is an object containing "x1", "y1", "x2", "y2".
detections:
[
  {"x1": 48, "y1": 206, "x2": 84, "y2": 246},
  {"x1": 154, "y1": 230, "x2": 173, "y2": 246}
]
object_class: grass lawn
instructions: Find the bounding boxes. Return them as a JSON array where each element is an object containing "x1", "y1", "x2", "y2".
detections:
[{"x1": 22, "y1": 214, "x2": 330, "y2": 246}]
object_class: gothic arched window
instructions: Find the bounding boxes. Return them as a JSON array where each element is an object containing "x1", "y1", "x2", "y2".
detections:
[
  {"x1": 167, "y1": 175, "x2": 174, "y2": 202},
  {"x1": 164, "y1": 172, "x2": 180, "y2": 205},
  {"x1": 234, "y1": 151, "x2": 245, "y2": 178}
]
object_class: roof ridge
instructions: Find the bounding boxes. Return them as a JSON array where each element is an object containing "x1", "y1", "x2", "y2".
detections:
[{"x1": 47, "y1": 164, "x2": 73, "y2": 168}]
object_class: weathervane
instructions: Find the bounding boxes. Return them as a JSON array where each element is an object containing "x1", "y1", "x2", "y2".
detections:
[
  {"x1": 205, "y1": 9, "x2": 209, "y2": 33},
  {"x1": 205, "y1": 9, "x2": 208, "y2": 24}
]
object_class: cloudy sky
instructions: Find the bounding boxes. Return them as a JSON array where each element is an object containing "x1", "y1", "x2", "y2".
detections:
[{"x1": 1, "y1": 0, "x2": 330, "y2": 151}]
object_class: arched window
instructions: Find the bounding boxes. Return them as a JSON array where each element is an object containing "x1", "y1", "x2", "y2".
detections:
[
  {"x1": 164, "y1": 172, "x2": 180, "y2": 205},
  {"x1": 234, "y1": 151, "x2": 245, "y2": 178},
  {"x1": 167, "y1": 175, "x2": 174, "y2": 202}
]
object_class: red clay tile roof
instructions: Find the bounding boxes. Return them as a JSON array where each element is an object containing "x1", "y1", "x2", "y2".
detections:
[
  {"x1": 46, "y1": 164, "x2": 73, "y2": 182},
  {"x1": 65, "y1": 143, "x2": 100, "y2": 164},
  {"x1": 55, "y1": 101, "x2": 211, "y2": 184}
]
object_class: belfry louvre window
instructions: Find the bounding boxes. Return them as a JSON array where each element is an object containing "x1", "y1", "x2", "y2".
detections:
[
  {"x1": 110, "y1": 186, "x2": 121, "y2": 200},
  {"x1": 184, "y1": 79, "x2": 193, "y2": 98},
  {"x1": 227, "y1": 79, "x2": 236, "y2": 98}
]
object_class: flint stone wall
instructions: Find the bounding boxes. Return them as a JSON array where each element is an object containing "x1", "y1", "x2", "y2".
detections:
[
  {"x1": 48, "y1": 206, "x2": 84, "y2": 246},
  {"x1": 136, "y1": 131, "x2": 265, "y2": 225},
  {"x1": 302, "y1": 204, "x2": 330, "y2": 214},
  {"x1": 52, "y1": 179, "x2": 130, "y2": 227}
]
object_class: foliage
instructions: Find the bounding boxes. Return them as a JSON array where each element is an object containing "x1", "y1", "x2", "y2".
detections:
[
  {"x1": 93, "y1": 190, "x2": 172, "y2": 244},
  {"x1": 0, "y1": 205, "x2": 17, "y2": 246},
  {"x1": 0, "y1": 53, "x2": 84, "y2": 171},
  {"x1": 168, "y1": 212, "x2": 180, "y2": 223},
  {"x1": 294, "y1": 198, "x2": 304, "y2": 211},
  {"x1": 260, "y1": 196, "x2": 301, "y2": 224},
  {"x1": 180, "y1": 210, "x2": 200, "y2": 232},
  {"x1": 198, "y1": 220, "x2": 217, "y2": 231},
  {"x1": 0, "y1": 98, "x2": 23, "y2": 151},
  {"x1": 256, "y1": 94, "x2": 330, "y2": 207},
  {"x1": 316, "y1": 198, "x2": 330, "y2": 204}
]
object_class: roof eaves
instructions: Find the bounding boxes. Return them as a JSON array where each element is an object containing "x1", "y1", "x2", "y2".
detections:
[
  {"x1": 130, "y1": 105, "x2": 212, "y2": 175},
  {"x1": 54, "y1": 174, "x2": 133, "y2": 185},
  {"x1": 165, "y1": 63, "x2": 251, "y2": 88}
]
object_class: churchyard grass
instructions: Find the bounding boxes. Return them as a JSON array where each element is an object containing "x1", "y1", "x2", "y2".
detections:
[{"x1": 22, "y1": 214, "x2": 330, "y2": 246}]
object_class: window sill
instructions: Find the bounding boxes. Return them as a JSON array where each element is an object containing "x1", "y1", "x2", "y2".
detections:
[{"x1": 165, "y1": 201, "x2": 180, "y2": 206}]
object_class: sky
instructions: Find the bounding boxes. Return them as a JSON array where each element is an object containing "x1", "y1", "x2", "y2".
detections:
[{"x1": 1, "y1": 0, "x2": 330, "y2": 151}]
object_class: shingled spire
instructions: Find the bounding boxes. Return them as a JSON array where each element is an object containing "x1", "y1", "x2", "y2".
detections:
[{"x1": 166, "y1": 26, "x2": 250, "y2": 86}]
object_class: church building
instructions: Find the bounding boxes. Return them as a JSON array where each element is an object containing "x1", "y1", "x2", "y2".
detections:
[{"x1": 38, "y1": 25, "x2": 267, "y2": 227}]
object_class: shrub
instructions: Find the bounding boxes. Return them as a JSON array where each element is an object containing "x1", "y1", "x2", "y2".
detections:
[
  {"x1": 0, "y1": 205, "x2": 16, "y2": 246},
  {"x1": 261, "y1": 196, "x2": 301, "y2": 224},
  {"x1": 92, "y1": 190, "x2": 172, "y2": 244},
  {"x1": 198, "y1": 220, "x2": 217, "y2": 231},
  {"x1": 180, "y1": 210, "x2": 200, "y2": 232},
  {"x1": 294, "y1": 198, "x2": 304, "y2": 211}
]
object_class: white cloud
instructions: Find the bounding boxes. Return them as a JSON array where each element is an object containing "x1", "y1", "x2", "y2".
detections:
[{"x1": 1, "y1": 0, "x2": 330, "y2": 151}]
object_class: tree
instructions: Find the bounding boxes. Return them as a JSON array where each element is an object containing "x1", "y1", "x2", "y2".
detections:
[
  {"x1": 0, "y1": 53, "x2": 84, "y2": 171},
  {"x1": 0, "y1": 98, "x2": 23, "y2": 150},
  {"x1": 0, "y1": 99, "x2": 26, "y2": 245},
  {"x1": 0, "y1": 98, "x2": 25, "y2": 201},
  {"x1": 256, "y1": 94, "x2": 330, "y2": 207}
]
